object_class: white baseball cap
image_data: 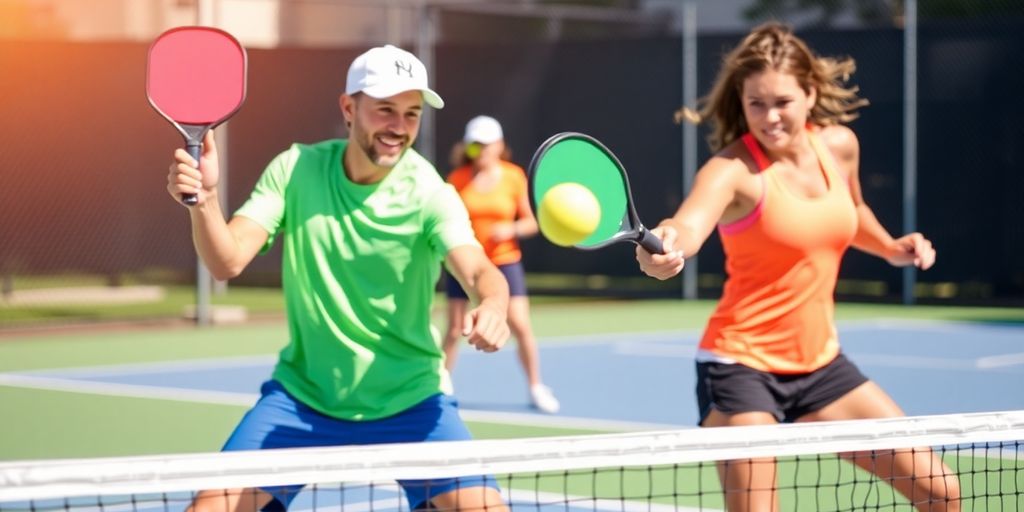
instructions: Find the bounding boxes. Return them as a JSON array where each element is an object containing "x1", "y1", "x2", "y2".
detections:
[
  {"x1": 345, "y1": 45, "x2": 444, "y2": 109},
  {"x1": 463, "y1": 115, "x2": 504, "y2": 144}
]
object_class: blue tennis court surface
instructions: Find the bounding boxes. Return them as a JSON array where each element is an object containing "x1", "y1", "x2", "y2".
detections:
[{"x1": 5, "y1": 319, "x2": 1023, "y2": 428}]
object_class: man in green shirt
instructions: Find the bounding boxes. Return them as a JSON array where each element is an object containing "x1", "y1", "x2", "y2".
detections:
[{"x1": 167, "y1": 44, "x2": 510, "y2": 512}]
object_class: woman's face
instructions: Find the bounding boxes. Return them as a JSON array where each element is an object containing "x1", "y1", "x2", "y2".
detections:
[
  {"x1": 469, "y1": 140, "x2": 504, "y2": 168},
  {"x1": 740, "y1": 69, "x2": 816, "y2": 152}
]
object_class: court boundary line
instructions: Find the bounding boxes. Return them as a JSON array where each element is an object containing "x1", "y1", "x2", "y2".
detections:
[
  {"x1": 612, "y1": 342, "x2": 1024, "y2": 370},
  {"x1": 0, "y1": 373, "x2": 676, "y2": 432},
  {"x1": 289, "y1": 487, "x2": 707, "y2": 512}
]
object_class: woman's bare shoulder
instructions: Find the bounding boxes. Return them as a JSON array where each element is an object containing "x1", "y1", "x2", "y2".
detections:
[
  {"x1": 701, "y1": 139, "x2": 757, "y2": 178},
  {"x1": 818, "y1": 124, "x2": 860, "y2": 162}
]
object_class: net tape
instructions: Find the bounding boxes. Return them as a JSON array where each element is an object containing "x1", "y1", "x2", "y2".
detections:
[{"x1": 1, "y1": 410, "x2": 1022, "y2": 503}]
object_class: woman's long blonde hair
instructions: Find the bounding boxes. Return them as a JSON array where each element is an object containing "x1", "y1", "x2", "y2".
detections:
[{"x1": 676, "y1": 23, "x2": 869, "y2": 152}]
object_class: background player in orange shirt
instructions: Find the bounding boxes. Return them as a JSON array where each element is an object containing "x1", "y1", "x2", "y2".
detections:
[
  {"x1": 636, "y1": 24, "x2": 958, "y2": 512},
  {"x1": 443, "y1": 116, "x2": 560, "y2": 414}
]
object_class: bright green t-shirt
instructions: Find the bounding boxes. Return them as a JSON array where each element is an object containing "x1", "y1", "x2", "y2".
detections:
[{"x1": 235, "y1": 139, "x2": 479, "y2": 421}]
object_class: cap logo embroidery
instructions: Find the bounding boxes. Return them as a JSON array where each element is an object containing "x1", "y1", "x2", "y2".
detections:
[{"x1": 394, "y1": 60, "x2": 414, "y2": 78}]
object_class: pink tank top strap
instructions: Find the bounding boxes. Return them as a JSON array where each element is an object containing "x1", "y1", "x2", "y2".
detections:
[
  {"x1": 740, "y1": 133, "x2": 772, "y2": 172},
  {"x1": 719, "y1": 134, "x2": 770, "y2": 235}
]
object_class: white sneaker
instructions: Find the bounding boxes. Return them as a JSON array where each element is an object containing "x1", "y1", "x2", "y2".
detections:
[{"x1": 529, "y1": 384, "x2": 561, "y2": 414}]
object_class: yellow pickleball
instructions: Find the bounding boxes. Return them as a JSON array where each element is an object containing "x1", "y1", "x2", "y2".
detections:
[{"x1": 538, "y1": 182, "x2": 601, "y2": 247}]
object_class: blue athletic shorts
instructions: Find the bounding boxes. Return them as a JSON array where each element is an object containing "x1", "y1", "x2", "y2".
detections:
[
  {"x1": 222, "y1": 380, "x2": 500, "y2": 510},
  {"x1": 445, "y1": 261, "x2": 527, "y2": 299}
]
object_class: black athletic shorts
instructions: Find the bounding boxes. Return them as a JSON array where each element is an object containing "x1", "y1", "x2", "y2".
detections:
[{"x1": 696, "y1": 353, "x2": 868, "y2": 425}]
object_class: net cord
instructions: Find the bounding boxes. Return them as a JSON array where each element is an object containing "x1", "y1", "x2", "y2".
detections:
[{"x1": 2, "y1": 410, "x2": 1022, "y2": 502}]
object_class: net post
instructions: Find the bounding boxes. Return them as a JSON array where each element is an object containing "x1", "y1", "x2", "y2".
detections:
[
  {"x1": 681, "y1": 0, "x2": 698, "y2": 300},
  {"x1": 194, "y1": 0, "x2": 218, "y2": 325},
  {"x1": 414, "y1": 1, "x2": 439, "y2": 165},
  {"x1": 902, "y1": 0, "x2": 918, "y2": 305}
]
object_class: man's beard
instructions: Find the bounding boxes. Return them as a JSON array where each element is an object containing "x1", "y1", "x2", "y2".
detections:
[{"x1": 356, "y1": 129, "x2": 409, "y2": 168}]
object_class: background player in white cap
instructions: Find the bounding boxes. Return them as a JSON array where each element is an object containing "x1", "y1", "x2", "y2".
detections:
[{"x1": 443, "y1": 115, "x2": 561, "y2": 414}]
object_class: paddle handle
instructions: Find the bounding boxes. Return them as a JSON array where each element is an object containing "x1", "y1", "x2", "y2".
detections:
[
  {"x1": 182, "y1": 139, "x2": 201, "y2": 206},
  {"x1": 637, "y1": 227, "x2": 666, "y2": 255}
]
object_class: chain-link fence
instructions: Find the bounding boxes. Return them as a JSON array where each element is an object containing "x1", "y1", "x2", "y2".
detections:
[{"x1": 1, "y1": 0, "x2": 1021, "y2": 329}]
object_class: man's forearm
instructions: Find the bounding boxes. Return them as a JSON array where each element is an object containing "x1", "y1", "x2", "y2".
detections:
[
  {"x1": 189, "y1": 194, "x2": 243, "y2": 280},
  {"x1": 472, "y1": 265, "x2": 510, "y2": 312}
]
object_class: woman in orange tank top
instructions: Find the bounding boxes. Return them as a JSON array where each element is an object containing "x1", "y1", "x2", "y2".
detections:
[
  {"x1": 442, "y1": 116, "x2": 560, "y2": 414},
  {"x1": 636, "y1": 24, "x2": 956, "y2": 512}
]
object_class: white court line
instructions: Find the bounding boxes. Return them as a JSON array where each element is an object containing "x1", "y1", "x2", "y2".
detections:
[
  {"x1": 852, "y1": 352, "x2": 1021, "y2": 370},
  {"x1": 837, "y1": 318, "x2": 1024, "y2": 333},
  {"x1": 611, "y1": 342, "x2": 980, "y2": 370},
  {"x1": 976, "y1": 352, "x2": 1024, "y2": 369},
  {"x1": 614, "y1": 342, "x2": 1023, "y2": 371},
  {"x1": 0, "y1": 373, "x2": 678, "y2": 432},
  {"x1": 506, "y1": 488, "x2": 711, "y2": 512},
  {"x1": 459, "y1": 409, "x2": 677, "y2": 432},
  {"x1": 15, "y1": 354, "x2": 277, "y2": 378},
  {"x1": 0, "y1": 373, "x2": 259, "y2": 407},
  {"x1": 68, "y1": 484, "x2": 726, "y2": 512},
  {"x1": 287, "y1": 487, "x2": 711, "y2": 512}
]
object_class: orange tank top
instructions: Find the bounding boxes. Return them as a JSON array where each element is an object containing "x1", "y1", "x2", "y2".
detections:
[
  {"x1": 447, "y1": 161, "x2": 528, "y2": 266},
  {"x1": 697, "y1": 129, "x2": 858, "y2": 374}
]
